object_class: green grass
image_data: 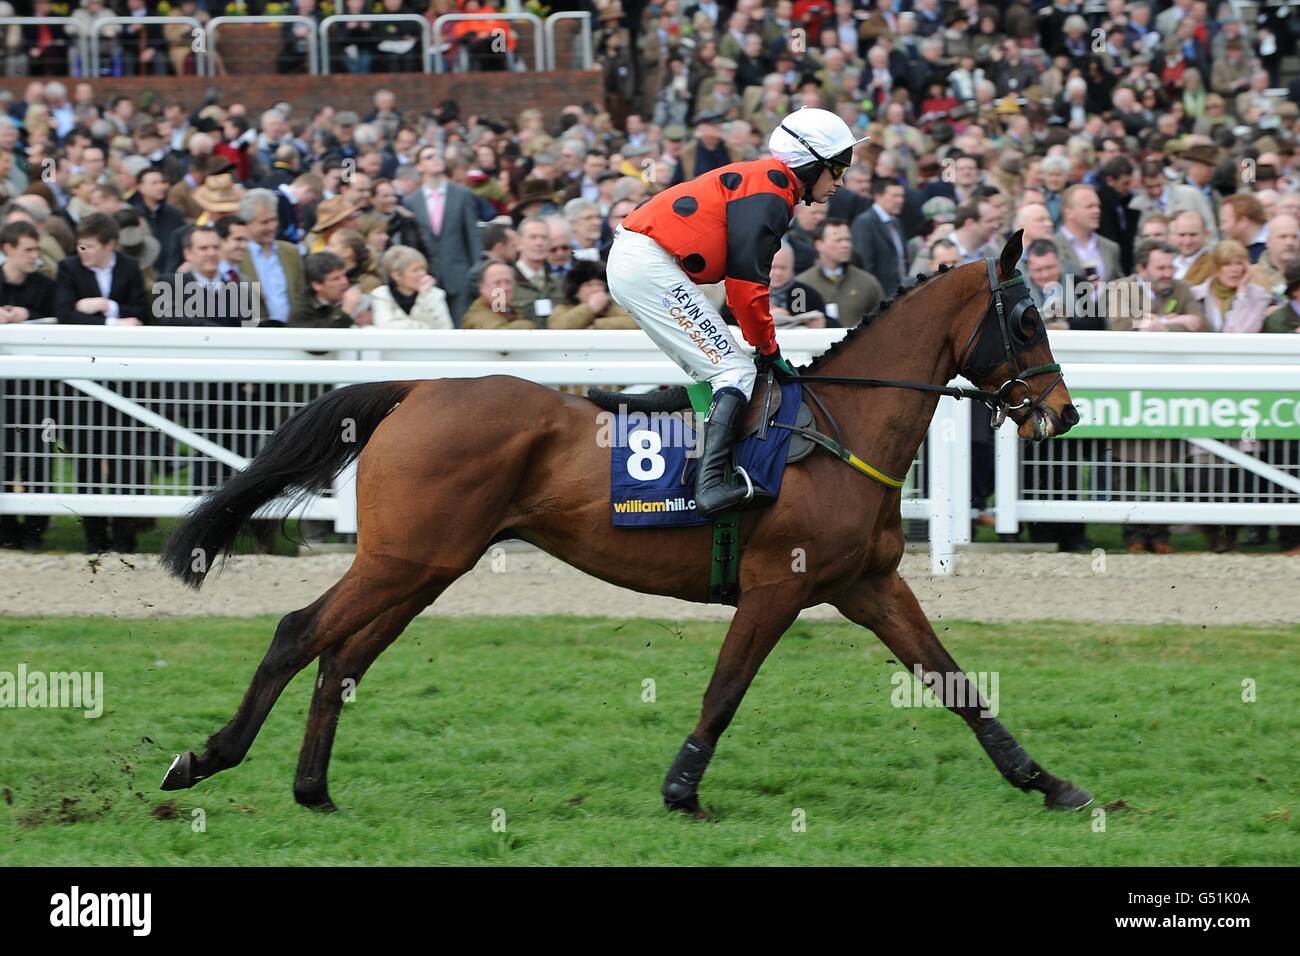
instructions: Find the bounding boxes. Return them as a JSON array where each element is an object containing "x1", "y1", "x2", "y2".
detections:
[{"x1": 1, "y1": 615, "x2": 1296, "y2": 865}]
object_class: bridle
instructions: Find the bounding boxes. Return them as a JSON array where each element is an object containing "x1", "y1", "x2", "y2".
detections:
[
  {"x1": 769, "y1": 258, "x2": 1065, "y2": 486},
  {"x1": 790, "y1": 258, "x2": 1062, "y2": 426},
  {"x1": 954, "y1": 259, "x2": 1065, "y2": 430}
]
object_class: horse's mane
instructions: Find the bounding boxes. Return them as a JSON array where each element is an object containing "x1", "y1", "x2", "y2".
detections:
[{"x1": 804, "y1": 262, "x2": 962, "y2": 373}]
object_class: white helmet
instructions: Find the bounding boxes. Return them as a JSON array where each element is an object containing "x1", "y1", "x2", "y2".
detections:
[{"x1": 768, "y1": 107, "x2": 869, "y2": 181}]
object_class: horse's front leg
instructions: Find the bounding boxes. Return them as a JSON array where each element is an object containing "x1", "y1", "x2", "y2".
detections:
[
  {"x1": 834, "y1": 569, "x2": 1093, "y2": 811},
  {"x1": 661, "y1": 587, "x2": 804, "y2": 817}
]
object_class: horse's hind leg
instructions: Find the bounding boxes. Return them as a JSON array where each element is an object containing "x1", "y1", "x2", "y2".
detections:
[
  {"x1": 292, "y1": 586, "x2": 445, "y2": 811},
  {"x1": 161, "y1": 556, "x2": 434, "y2": 792},
  {"x1": 834, "y1": 569, "x2": 1092, "y2": 811}
]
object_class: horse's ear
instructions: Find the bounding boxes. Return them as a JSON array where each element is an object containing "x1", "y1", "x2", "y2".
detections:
[{"x1": 998, "y1": 229, "x2": 1024, "y2": 282}]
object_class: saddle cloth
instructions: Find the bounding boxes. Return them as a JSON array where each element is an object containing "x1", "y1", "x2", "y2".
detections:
[{"x1": 604, "y1": 380, "x2": 809, "y2": 528}]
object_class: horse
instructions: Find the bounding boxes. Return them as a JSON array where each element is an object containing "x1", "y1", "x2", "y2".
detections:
[{"x1": 158, "y1": 230, "x2": 1093, "y2": 815}]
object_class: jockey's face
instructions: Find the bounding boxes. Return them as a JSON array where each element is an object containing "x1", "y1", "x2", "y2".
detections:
[{"x1": 810, "y1": 166, "x2": 839, "y2": 204}]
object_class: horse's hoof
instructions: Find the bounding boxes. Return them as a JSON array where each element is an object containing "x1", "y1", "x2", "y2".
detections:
[
  {"x1": 1044, "y1": 778, "x2": 1093, "y2": 811},
  {"x1": 664, "y1": 795, "x2": 716, "y2": 821},
  {"x1": 160, "y1": 751, "x2": 199, "y2": 791},
  {"x1": 664, "y1": 793, "x2": 701, "y2": 815},
  {"x1": 295, "y1": 788, "x2": 338, "y2": 813}
]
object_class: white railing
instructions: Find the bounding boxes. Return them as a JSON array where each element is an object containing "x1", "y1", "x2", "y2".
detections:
[
  {"x1": 205, "y1": 15, "x2": 320, "y2": 77},
  {"x1": 90, "y1": 16, "x2": 205, "y2": 77},
  {"x1": 431, "y1": 12, "x2": 545, "y2": 74},
  {"x1": 544, "y1": 11, "x2": 593, "y2": 70},
  {"x1": 319, "y1": 14, "x2": 430, "y2": 76},
  {"x1": 1, "y1": 328, "x2": 1297, "y2": 574}
]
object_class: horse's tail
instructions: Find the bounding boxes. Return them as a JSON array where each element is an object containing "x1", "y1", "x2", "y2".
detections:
[{"x1": 161, "y1": 380, "x2": 416, "y2": 590}]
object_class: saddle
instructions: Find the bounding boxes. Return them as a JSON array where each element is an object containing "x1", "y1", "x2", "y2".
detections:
[{"x1": 587, "y1": 373, "x2": 817, "y2": 465}]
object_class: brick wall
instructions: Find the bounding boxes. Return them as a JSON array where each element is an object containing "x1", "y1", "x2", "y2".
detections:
[{"x1": 0, "y1": 70, "x2": 604, "y2": 128}]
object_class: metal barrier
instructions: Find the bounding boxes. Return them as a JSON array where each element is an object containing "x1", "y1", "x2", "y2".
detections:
[
  {"x1": 543, "y1": 11, "x2": 593, "y2": 70},
  {"x1": 320, "y1": 14, "x2": 431, "y2": 76},
  {"x1": 205, "y1": 15, "x2": 320, "y2": 77},
  {"x1": 89, "y1": 16, "x2": 204, "y2": 78},
  {"x1": 432, "y1": 12, "x2": 544, "y2": 74},
  {"x1": 0, "y1": 17, "x2": 89, "y2": 78}
]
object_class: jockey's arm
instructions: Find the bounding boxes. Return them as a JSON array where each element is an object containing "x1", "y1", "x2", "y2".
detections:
[{"x1": 723, "y1": 190, "x2": 792, "y2": 358}]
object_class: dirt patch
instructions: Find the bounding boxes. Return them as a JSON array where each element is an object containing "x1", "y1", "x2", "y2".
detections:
[{"x1": 2, "y1": 547, "x2": 1297, "y2": 626}]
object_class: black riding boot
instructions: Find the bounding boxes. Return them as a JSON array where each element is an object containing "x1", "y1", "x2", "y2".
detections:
[{"x1": 693, "y1": 388, "x2": 751, "y2": 517}]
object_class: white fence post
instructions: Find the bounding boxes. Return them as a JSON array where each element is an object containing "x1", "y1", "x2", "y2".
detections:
[
  {"x1": 994, "y1": 416, "x2": 1021, "y2": 535},
  {"x1": 928, "y1": 396, "x2": 957, "y2": 575}
]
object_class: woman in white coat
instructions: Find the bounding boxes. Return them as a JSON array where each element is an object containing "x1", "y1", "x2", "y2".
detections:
[{"x1": 369, "y1": 245, "x2": 454, "y2": 330}]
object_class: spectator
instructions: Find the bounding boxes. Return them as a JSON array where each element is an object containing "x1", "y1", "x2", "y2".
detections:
[
  {"x1": 671, "y1": 114, "x2": 740, "y2": 185},
  {"x1": 1110, "y1": 239, "x2": 1206, "y2": 334},
  {"x1": 277, "y1": 0, "x2": 321, "y2": 75},
  {"x1": 353, "y1": 212, "x2": 392, "y2": 262},
  {"x1": 54, "y1": 213, "x2": 150, "y2": 554},
  {"x1": 1170, "y1": 209, "x2": 1216, "y2": 285},
  {"x1": 564, "y1": 199, "x2": 604, "y2": 261},
  {"x1": 130, "y1": 168, "x2": 185, "y2": 274},
  {"x1": 291, "y1": 251, "x2": 364, "y2": 328},
  {"x1": 306, "y1": 196, "x2": 361, "y2": 254},
  {"x1": 372, "y1": 0, "x2": 423, "y2": 74},
  {"x1": 1024, "y1": 239, "x2": 1066, "y2": 326},
  {"x1": 403, "y1": 144, "x2": 482, "y2": 325},
  {"x1": 0, "y1": 220, "x2": 56, "y2": 551},
  {"x1": 795, "y1": 218, "x2": 884, "y2": 328},
  {"x1": 1055, "y1": 185, "x2": 1122, "y2": 284},
  {"x1": 1250, "y1": 215, "x2": 1300, "y2": 291},
  {"x1": 948, "y1": 200, "x2": 997, "y2": 264},
  {"x1": 509, "y1": 216, "x2": 564, "y2": 327},
  {"x1": 23, "y1": 0, "x2": 68, "y2": 77},
  {"x1": 1262, "y1": 259, "x2": 1300, "y2": 556},
  {"x1": 1188, "y1": 239, "x2": 1274, "y2": 334},
  {"x1": 236, "y1": 188, "x2": 306, "y2": 328},
  {"x1": 112, "y1": 208, "x2": 162, "y2": 289},
  {"x1": 334, "y1": 0, "x2": 378, "y2": 75},
  {"x1": 1218, "y1": 194, "x2": 1269, "y2": 264},
  {"x1": 851, "y1": 177, "x2": 909, "y2": 296},
  {"x1": 274, "y1": 172, "x2": 321, "y2": 245},
  {"x1": 370, "y1": 245, "x2": 453, "y2": 330},
  {"x1": 482, "y1": 221, "x2": 518, "y2": 265},
  {"x1": 463, "y1": 259, "x2": 532, "y2": 329},
  {"x1": 190, "y1": 158, "x2": 245, "y2": 227},
  {"x1": 155, "y1": 224, "x2": 251, "y2": 328},
  {"x1": 371, "y1": 178, "x2": 424, "y2": 255},
  {"x1": 213, "y1": 214, "x2": 249, "y2": 284},
  {"x1": 728, "y1": 241, "x2": 828, "y2": 329},
  {"x1": 1095, "y1": 157, "x2": 1139, "y2": 275},
  {"x1": 326, "y1": 227, "x2": 382, "y2": 295},
  {"x1": 548, "y1": 259, "x2": 636, "y2": 329}
]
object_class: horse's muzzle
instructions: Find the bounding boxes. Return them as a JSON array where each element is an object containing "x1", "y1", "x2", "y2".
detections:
[{"x1": 1034, "y1": 402, "x2": 1079, "y2": 441}]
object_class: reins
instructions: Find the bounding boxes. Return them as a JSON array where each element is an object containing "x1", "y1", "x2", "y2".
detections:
[{"x1": 768, "y1": 257, "x2": 1063, "y2": 488}]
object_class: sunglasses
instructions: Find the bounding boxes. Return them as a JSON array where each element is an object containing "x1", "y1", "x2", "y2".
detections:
[{"x1": 550, "y1": 245, "x2": 572, "y2": 252}]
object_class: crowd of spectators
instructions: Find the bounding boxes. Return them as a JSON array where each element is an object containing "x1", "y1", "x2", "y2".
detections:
[{"x1": 1, "y1": 0, "x2": 1299, "y2": 556}]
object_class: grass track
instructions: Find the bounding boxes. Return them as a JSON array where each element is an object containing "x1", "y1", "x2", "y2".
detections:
[{"x1": 1, "y1": 615, "x2": 1297, "y2": 865}]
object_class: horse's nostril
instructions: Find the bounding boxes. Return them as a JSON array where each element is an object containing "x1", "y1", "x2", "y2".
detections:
[{"x1": 1060, "y1": 404, "x2": 1080, "y2": 429}]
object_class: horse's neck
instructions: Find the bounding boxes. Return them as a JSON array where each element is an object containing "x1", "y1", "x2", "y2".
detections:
[{"x1": 812, "y1": 301, "x2": 957, "y2": 480}]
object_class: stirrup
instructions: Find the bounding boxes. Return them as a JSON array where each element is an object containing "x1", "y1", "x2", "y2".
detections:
[{"x1": 732, "y1": 465, "x2": 754, "y2": 501}]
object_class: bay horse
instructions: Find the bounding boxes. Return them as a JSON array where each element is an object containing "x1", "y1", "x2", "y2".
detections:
[{"x1": 159, "y1": 231, "x2": 1093, "y2": 815}]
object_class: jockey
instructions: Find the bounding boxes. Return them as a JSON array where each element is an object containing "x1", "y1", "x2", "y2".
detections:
[{"x1": 606, "y1": 107, "x2": 867, "y2": 516}]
